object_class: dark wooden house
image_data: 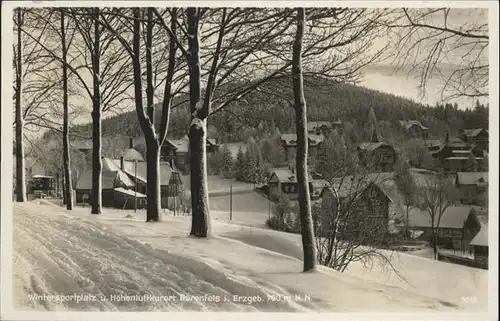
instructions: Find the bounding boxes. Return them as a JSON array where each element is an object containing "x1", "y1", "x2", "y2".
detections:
[
  {"x1": 75, "y1": 159, "x2": 136, "y2": 207},
  {"x1": 407, "y1": 206, "x2": 481, "y2": 251},
  {"x1": 399, "y1": 120, "x2": 429, "y2": 138},
  {"x1": 319, "y1": 178, "x2": 394, "y2": 242},
  {"x1": 280, "y1": 133, "x2": 325, "y2": 161},
  {"x1": 470, "y1": 225, "x2": 488, "y2": 265},
  {"x1": 162, "y1": 137, "x2": 190, "y2": 172},
  {"x1": 455, "y1": 172, "x2": 488, "y2": 205},
  {"x1": 428, "y1": 135, "x2": 485, "y2": 173},
  {"x1": 267, "y1": 168, "x2": 314, "y2": 200},
  {"x1": 112, "y1": 158, "x2": 182, "y2": 209},
  {"x1": 161, "y1": 136, "x2": 218, "y2": 172},
  {"x1": 458, "y1": 128, "x2": 489, "y2": 151},
  {"x1": 357, "y1": 142, "x2": 396, "y2": 172}
]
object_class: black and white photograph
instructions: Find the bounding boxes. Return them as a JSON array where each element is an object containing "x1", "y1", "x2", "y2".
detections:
[{"x1": 1, "y1": 1, "x2": 498, "y2": 320}]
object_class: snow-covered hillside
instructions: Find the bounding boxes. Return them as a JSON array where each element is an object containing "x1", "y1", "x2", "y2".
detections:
[{"x1": 10, "y1": 201, "x2": 488, "y2": 313}]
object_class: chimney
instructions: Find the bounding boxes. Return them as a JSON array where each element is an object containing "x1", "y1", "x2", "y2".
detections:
[
  {"x1": 291, "y1": 167, "x2": 295, "y2": 174},
  {"x1": 120, "y1": 156, "x2": 124, "y2": 170},
  {"x1": 129, "y1": 137, "x2": 133, "y2": 149}
]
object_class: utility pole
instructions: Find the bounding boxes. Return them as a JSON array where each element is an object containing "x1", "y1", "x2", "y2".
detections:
[
  {"x1": 268, "y1": 187, "x2": 271, "y2": 220},
  {"x1": 134, "y1": 159, "x2": 137, "y2": 213},
  {"x1": 229, "y1": 183, "x2": 233, "y2": 221},
  {"x1": 173, "y1": 177, "x2": 177, "y2": 217}
]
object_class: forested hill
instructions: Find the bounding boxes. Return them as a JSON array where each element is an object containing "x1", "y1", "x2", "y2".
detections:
[{"x1": 64, "y1": 77, "x2": 488, "y2": 145}]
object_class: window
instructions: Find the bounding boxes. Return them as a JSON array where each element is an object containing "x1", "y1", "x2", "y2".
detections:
[{"x1": 452, "y1": 229, "x2": 462, "y2": 238}]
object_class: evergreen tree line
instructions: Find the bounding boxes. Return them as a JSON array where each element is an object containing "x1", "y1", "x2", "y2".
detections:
[{"x1": 58, "y1": 78, "x2": 489, "y2": 147}]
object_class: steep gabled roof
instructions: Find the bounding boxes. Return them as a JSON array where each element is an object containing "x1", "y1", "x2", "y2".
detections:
[
  {"x1": 121, "y1": 148, "x2": 144, "y2": 161},
  {"x1": 407, "y1": 206, "x2": 475, "y2": 229},
  {"x1": 75, "y1": 169, "x2": 134, "y2": 190},
  {"x1": 280, "y1": 133, "x2": 325, "y2": 147},
  {"x1": 399, "y1": 120, "x2": 429, "y2": 131},
  {"x1": 206, "y1": 138, "x2": 218, "y2": 146},
  {"x1": 111, "y1": 160, "x2": 179, "y2": 186},
  {"x1": 308, "y1": 134, "x2": 325, "y2": 146},
  {"x1": 462, "y1": 128, "x2": 487, "y2": 138},
  {"x1": 269, "y1": 168, "x2": 313, "y2": 183},
  {"x1": 307, "y1": 121, "x2": 333, "y2": 132},
  {"x1": 470, "y1": 227, "x2": 488, "y2": 247},
  {"x1": 114, "y1": 187, "x2": 147, "y2": 198},
  {"x1": 357, "y1": 142, "x2": 393, "y2": 152},
  {"x1": 165, "y1": 136, "x2": 189, "y2": 153},
  {"x1": 70, "y1": 139, "x2": 92, "y2": 151},
  {"x1": 280, "y1": 134, "x2": 298, "y2": 146}
]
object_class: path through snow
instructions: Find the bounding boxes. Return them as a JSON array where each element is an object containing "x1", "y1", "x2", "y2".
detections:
[{"x1": 11, "y1": 202, "x2": 483, "y2": 312}]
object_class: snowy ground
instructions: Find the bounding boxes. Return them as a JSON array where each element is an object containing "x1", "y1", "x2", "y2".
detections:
[
  {"x1": 179, "y1": 175, "x2": 256, "y2": 195},
  {"x1": 10, "y1": 201, "x2": 488, "y2": 313}
]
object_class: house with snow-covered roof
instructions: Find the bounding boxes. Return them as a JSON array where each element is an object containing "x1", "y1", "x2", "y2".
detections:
[
  {"x1": 407, "y1": 206, "x2": 481, "y2": 251},
  {"x1": 458, "y1": 128, "x2": 489, "y2": 151},
  {"x1": 399, "y1": 120, "x2": 429, "y2": 138},
  {"x1": 455, "y1": 172, "x2": 488, "y2": 205},
  {"x1": 267, "y1": 167, "x2": 314, "y2": 200},
  {"x1": 161, "y1": 135, "x2": 219, "y2": 173},
  {"x1": 111, "y1": 155, "x2": 182, "y2": 208},
  {"x1": 280, "y1": 133, "x2": 325, "y2": 162},
  {"x1": 74, "y1": 157, "x2": 144, "y2": 209},
  {"x1": 470, "y1": 221, "x2": 488, "y2": 265},
  {"x1": 356, "y1": 141, "x2": 396, "y2": 172}
]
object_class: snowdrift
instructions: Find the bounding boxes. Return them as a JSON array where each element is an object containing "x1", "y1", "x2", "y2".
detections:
[{"x1": 10, "y1": 202, "x2": 488, "y2": 313}]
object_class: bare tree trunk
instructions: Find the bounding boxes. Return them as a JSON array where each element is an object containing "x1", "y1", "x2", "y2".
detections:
[
  {"x1": 62, "y1": 170, "x2": 67, "y2": 204},
  {"x1": 130, "y1": 7, "x2": 161, "y2": 221},
  {"x1": 144, "y1": 7, "x2": 161, "y2": 221},
  {"x1": 145, "y1": 8, "x2": 154, "y2": 122},
  {"x1": 15, "y1": 8, "x2": 26, "y2": 203},
  {"x1": 61, "y1": 10, "x2": 73, "y2": 210},
  {"x1": 91, "y1": 7, "x2": 102, "y2": 214},
  {"x1": 146, "y1": 138, "x2": 161, "y2": 221},
  {"x1": 293, "y1": 8, "x2": 317, "y2": 272},
  {"x1": 187, "y1": 7, "x2": 211, "y2": 237}
]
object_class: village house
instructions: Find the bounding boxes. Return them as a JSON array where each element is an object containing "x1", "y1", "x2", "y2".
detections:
[
  {"x1": 112, "y1": 156, "x2": 182, "y2": 209},
  {"x1": 70, "y1": 139, "x2": 93, "y2": 155},
  {"x1": 356, "y1": 142, "x2": 396, "y2": 172},
  {"x1": 161, "y1": 135, "x2": 219, "y2": 172},
  {"x1": 318, "y1": 176, "x2": 398, "y2": 242},
  {"x1": 428, "y1": 135, "x2": 485, "y2": 173},
  {"x1": 12, "y1": 155, "x2": 53, "y2": 199},
  {"x1": 407, "y1": 206, "x2": 481, "y2": 251},
  {"x1": 307, "y1": 120, "x2": 342, "y2": 136},
  {"x1": 75, "y1": 157, "x2": 143, "y2": 208},
  {"x1": 458, "y1": 128, "x2": 489, "y2": 151},
  {"x1": 162, "y1": 137, "x2": 190, "y2": 172},
  {"x1": 206, "y1": 138, "x2": 219, "y2": 154},
  {"x1": 267, "y1": 168, "x2": 314, "y2": 200},
  {"x1": 399, "y1": 120, "x2": 429, "y2": 138},
  {"x1": 455, "y1": 172, "x2": 488, "y2": 205},
  {"x1": 280, "y1": 133, "x2": 325, "y2": 161},
  {"x1": 470, "y1": 222, "x2": 488, "y2": 266}
]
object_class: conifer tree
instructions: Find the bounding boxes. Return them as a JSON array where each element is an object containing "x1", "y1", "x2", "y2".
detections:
[
  {"x1": 220, "y1": 144, "x2": 234, "y2": 178},
  {"x1": 234, "y1": 146, "x2": 246, "y2": 181}
]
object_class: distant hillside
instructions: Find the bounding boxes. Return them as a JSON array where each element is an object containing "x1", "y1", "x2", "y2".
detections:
[{"x1": 57, "y1": 77, "x2": 488, "y2": 146}]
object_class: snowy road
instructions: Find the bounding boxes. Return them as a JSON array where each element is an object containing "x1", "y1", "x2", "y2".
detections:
[
  {"x1": 13, "y1": 203, "x2": 307, "y2": 312},
  {"x1": 11, "y1": 202, "x2": 487, "y2": 313}
]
